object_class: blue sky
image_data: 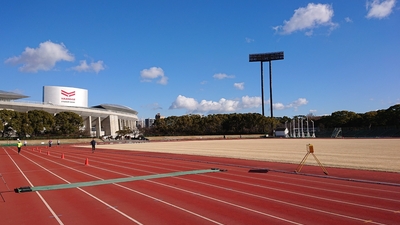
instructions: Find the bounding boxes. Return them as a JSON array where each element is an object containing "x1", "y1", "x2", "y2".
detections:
[{"x1": 1, "y1": 0, "x2": 399, "y2": 120}]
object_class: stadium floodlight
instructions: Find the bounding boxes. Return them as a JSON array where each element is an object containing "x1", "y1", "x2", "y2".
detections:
[{"x1": 249, "y1": 51, "x2": 284, "y2": 118}]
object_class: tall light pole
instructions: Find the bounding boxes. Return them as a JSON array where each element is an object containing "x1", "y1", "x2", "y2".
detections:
[{"x1": 249, "y1": 52, "x2": 284, "y2": 118}]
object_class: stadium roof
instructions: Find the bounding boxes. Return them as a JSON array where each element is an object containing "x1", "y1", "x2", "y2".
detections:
[
  {"x1": 0, "y1": 90, "x2": 29, "y2": 100},
  {"x1": 91, "y1": 104, "x2": 138, "y2": 115}
]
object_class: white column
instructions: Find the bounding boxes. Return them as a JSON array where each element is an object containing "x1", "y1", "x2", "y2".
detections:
[
  {"x1": 88, "y1": 116, "x2": 92, "y2": 137},
  {"x1": 96, "y1": 117, "x2": 101, "y2": 137}
]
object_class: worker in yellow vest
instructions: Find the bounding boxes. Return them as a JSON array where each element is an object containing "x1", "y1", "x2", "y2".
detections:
[{"x1": 17, "y1": 139, "x2": 23, "y2": 154}]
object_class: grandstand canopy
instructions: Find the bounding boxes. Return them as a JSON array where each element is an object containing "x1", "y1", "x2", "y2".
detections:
[
  {"x1": 0, "y1": 90, "x2": 29, "y2": 100},
  {"x1": 91, "y1": 104, "x2": 138, "y2": 115}
]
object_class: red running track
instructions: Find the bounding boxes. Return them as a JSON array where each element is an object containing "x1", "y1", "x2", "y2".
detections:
[{"x1": 0, "y1": 145, "x2": 399, "y2": 225}]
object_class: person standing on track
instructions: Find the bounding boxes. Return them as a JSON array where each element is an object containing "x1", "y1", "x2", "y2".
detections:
[
  {"x1": 90, "y1": 138, "x2": 96, "y2": 153},
  {"x1": 17, "y1": 139, "x2": 23, "y2": 154}
]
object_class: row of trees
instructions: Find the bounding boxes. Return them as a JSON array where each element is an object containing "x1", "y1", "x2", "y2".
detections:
[
  {"x1": 0, "y1": 109, "x2": 83, "y2": 138},
  {"x1": 143, "y1": 104, "x2": 400, "y2": 136},
  {"x1": 1, "y1": 104, "x2": 399, "y2": 138},
  {"x1": 314, "y1": 104, "x2": 400, "y2": 129},
  {"x1": 143, "y1": 113, "x2": 277, "y2": 136}
]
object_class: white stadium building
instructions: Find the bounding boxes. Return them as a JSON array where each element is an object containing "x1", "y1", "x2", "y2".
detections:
[{"x1": 0, "y1": 86, "x2": 138, "y2": 137}]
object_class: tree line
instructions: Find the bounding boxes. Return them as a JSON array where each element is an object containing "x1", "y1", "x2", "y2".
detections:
[
  {"x1": 314, "y1": 104, "x2": 400, "y2": 130},
  {"x1": 1, "y1": 104, "x2": 399, "y2": 138},
  {"x1": 143, "y1": 104, "x2": 400, "y2": 136},
  {"x1": 143, "y1": 113, "x2": 277, "y2": 136},
  {"x1": 0, "y1": 109, "x2": 83, "y2": 138}
]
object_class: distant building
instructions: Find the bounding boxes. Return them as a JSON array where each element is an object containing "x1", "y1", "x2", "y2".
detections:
[
  {"x1": 0, "y1": 86, "x2": 138, "y2": 137},
  {"x1": 136, "y1": 120, "x2": 145, "y2": 128},
  {"x1": 145, "y1": 118, "x2": 155, "y2": 128},
  {"x1": 155, "y1": 112, "x2": 165, "y2": 120},
  {"x1": 275, "y1": 128, "x2": 289, "y2": 137}
]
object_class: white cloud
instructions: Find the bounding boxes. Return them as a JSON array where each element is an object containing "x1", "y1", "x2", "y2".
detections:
[
  {"x1": 140, "y1": 67, "x2": 168, "y2": 85},
  {"x1": 234, "y1": 82, "x2": 244, "y2": 90},
  {"x1": 271, "y1": 98, "x2": 309, "y2": 111},
  {"x1": 213, "y1": 73, "x2": 235, "y2": 79},
  {"x1": 345, "y1": 17, "x2": 353, "y2": 23},
  {"x1": 158, "y1": 75, "x2": 169, "y2": 85},
  {"x1": 169, "y1": 95, "x2": 199, "y2": 112},
  {"x1": 366, "y1": 0, "x2": 396, "y2": 19},
  {"x1": 71, "y1": 60, "x2": 105, "y2": 74},
  {"x1": 285, "y1": 98, "x2": 309, "y2": 110},
  {"x1": 275, "y1": 3, "x2": 338, "y2": 35},
  {"x1": 305, "y1": 30, "x2": 314, "y2": 36},
  {"x1": 142, "y1": 102, "x2": 162, "y2": 110},
  {"x1": 273, "y1": 103, "x2": 286, "y2": 110},
  {"x1": 240, "y1": 96, "x2": 262, "y2": 108},
  {"x1": 169, "y1": 95, "x2": 308, "y2": 114},
  {"x1": 245, "y1": 37, "x2": 254, "y2": 43},
  {"x1": 90, "y1": 61, "x2": 105, "y2": 73},
  {"x1": 5, "y1": 41, "x2": 74, "y2": 72},
  {"x1": 198, "y1": 99, "x2": 239, "y2": 113}
]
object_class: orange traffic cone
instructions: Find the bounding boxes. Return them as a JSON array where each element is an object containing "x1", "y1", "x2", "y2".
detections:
[
  {"x1": 47, "y1": 151, "x2": 50, "y2": 156},
  {"x1": 61, "y1": 153, "x2": 65, "y2": 159},
  {"x1": 85, "y1": 158, "x2": 89, "y2": 165},
  {"x1": 39, "y1": 149, "x2": 42, "y2": 153}
]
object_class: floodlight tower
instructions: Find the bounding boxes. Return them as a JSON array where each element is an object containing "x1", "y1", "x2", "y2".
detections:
[{"x1": 249, "y1": 52, "x2": 284, "y2": 118}]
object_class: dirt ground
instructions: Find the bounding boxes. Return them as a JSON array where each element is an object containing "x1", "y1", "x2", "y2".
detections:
[{"x1": 90, "y1": 138, "x2": 400, "y2": 173}]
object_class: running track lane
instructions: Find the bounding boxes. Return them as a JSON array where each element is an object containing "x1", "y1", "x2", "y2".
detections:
[{"x1": 0, "y1": 145, "x2": 399, "y2": 224}]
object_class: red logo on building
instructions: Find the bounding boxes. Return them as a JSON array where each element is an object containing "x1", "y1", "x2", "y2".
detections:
[
  {"x1": 61, "y1": 90, "x2": 75, "y2": 97},
  {"x1": 61, "y1": 90, "x2": 76, "y2": 103}
]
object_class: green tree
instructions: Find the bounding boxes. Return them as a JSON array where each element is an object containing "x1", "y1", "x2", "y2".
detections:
[
  {"x1": 385, "y1": 104, "x2": 400, "y2": 126},
  {"x1": 16, "y1": 112, "x2": 33, "y2": 137},
  {"x1": 28, "y1": 110, "x2": 55, "y2": 136},
  {"x1": 116, "y1": 126, "x2": 133, "y2": 136},
  {"x1": 54, "y1": 112, "x2": 83, "y2": 135},
  {"x1": 360, "y1": 111, "x2": 378, "y2": 128},
  {"x1": 0, "y1": 109, "x2": 18, "y2": 137}
]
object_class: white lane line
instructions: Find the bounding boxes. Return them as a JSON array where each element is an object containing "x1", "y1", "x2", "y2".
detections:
[
  {"x1": 148, "y1": 180, "x2": 304, "y2": 225},
  {"x1": 67, "y1": 152, "x2": 392, "y2": 224},
  {"x1": 263, "y1": 173, "x2": 400, "y2": 195},
  {"x1": 203, "y1": 174, "x2": 397, "y2": 213},
  {"x1": 104, "y1": 154, "x2": 397, "y2": 212},
  {"x1": 5, "y1": 149, "x2": 64, "y2": 225},
  {"x1": 176, "y1": 177, "x2": 386, "y2": 225},
  {"x1": 45, "y1": 154, "x2": 303, "y2": 224},
  {"x1": 10, "y1": 149, "x2": 143, "y2": 225},
  {"x1": 65, "y1": 151, "x2": 399, "y2": 212},
  {"x1": 114, "y1": 184, "x2": 224, "y2": 225},
  {"x1": 74, "y1": 148, "x2": 400, "y2": 198},
  {"x1": 240, "y1": 173, "x2": 400, "y2": 202},
  {"x1": 52, "y1": 150, "x2": 388, "y2": 224},
  {"x1": 21, "y1": 150, "x2": 223, "y2": 225}
]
